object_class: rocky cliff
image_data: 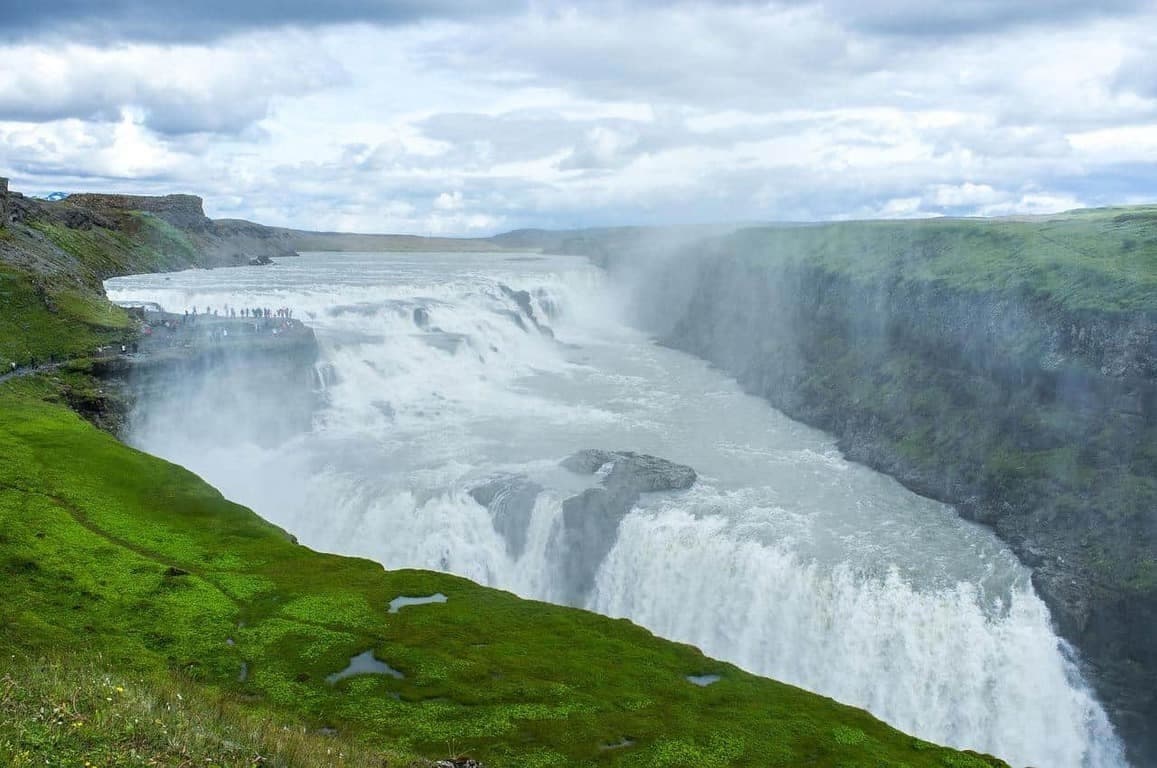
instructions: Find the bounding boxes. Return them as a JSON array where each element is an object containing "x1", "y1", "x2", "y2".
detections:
[
  {"x1": 3, "y1": 191, "x2": 298, "y2": 274},
  {"x1": 606, "y1": 212, "x2": 1157, "y2": 766},
  {"x1": 65, "y1": 193, "x2": 212, "y2": 230},
  {"x1": 0, "y1": 177, "x2": 10, "y2": 228}
]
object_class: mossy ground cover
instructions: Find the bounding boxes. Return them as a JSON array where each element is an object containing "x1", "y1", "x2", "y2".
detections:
[
  {"x1": 0, "y1": 211, "x2": 199, "y2": 369},
  {"x1": 30, "y1": 213, "x2": 202, "y2": 279},
  {"x1": 0, "y1": 264, "x2": 133, "y2": 369},
  {"x1": 0, "y1": 379, "x2": 1008, "y2": 767},
  {"x1": 0, "y1": 654, "x2": 413, "y2": 768},
  {"x1": 732, "y1": 206, "x2": 1157, "y2": 312}
]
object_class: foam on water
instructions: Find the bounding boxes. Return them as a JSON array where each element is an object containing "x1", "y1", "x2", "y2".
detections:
[{"x1": 107, "y1": 252, "x2": 1127, "y2": 768}]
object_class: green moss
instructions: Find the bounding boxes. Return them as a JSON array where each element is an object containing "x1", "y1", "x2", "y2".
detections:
[
  {"x1": 30, "y1": 214, "x2": 201, "y2": 277},
  {"x1": 0, "y1": 654, "x2": 417, "y2": 768},
  {"x1": 832, "y1": 726, "x2": 868, "y2": 746},
  {"x1": 733, "y1": 207, "x2": 1157, "y2": 312},
  {"x1": 0, "y1": 265, "x2": 132, "y2": 368}
]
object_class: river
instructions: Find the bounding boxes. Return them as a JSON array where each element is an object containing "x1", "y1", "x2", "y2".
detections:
[{"x1": 106, "y1": 251, "x2": 1126, "y2": 767}]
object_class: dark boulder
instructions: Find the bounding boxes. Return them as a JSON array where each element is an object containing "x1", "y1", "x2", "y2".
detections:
[
  {"x1": 553, "y1": 450, "x2": 696, "y2": 604},
  {"x1": 469, "y1": 475, "x2": 544, "y2": 558},
  {"x1": 560, "y1": 449, "x2": 697, "y2": 493},
  {"x1": 499, "y1": 283, "x2": 553, "y2": 337}
]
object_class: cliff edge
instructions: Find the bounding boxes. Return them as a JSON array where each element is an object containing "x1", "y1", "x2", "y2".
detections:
[{"x1": 604, "y1": 211, "x2": 1157, "y2": 766}]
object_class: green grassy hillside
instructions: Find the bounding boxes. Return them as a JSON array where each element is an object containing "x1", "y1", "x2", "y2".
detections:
[{"x1": 728, "y1": 206, "x2": 1157, "y2": 312}]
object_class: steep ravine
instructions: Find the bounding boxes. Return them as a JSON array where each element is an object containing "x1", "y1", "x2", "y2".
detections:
[{"x1": 610, "y1": 219, "x2": 1157, "y2": 766}]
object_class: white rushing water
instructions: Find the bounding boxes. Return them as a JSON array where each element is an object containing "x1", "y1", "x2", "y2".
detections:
[{"x1": 107, "y1": 251, "x2": 1126, "y2": 768}]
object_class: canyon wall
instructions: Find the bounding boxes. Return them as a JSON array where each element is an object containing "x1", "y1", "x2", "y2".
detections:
[{"x1": 609, "y1": 215, "x2": 1157, "y2": 765}]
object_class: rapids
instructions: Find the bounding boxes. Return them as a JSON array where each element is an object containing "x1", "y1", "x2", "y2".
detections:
[{"x1": 107, "y1": 251, "x2": 1127, "y2": 767}]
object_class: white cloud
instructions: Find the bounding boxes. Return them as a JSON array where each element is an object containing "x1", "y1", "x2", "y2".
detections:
[
  {"x1": 434, "y1": 190, "x2": 465, "y2": 210},
  {"x1": 0, "y1": 35, "x2": 346, "y2": 135},
  {"x1": 1, "y1": 3, "x2": 1155, "y2": 232}
]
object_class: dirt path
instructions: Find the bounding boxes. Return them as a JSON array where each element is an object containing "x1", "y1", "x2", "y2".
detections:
[{"x1": 0, "y1": 361, "x2": 67, "y2": 386}]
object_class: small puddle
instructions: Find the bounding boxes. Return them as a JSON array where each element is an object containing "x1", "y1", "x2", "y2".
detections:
[
  {"x1": 601, "y1": 737, "x2": 636, "y2": 751},
  {"x1": 238, "y1": 662, "x2": 249, "y2": 682},
  {"x1": 686, "y1": 674, "x2": 721, "y2": 687},
  {"x1": 326, "y1": 651, "x2": 405, "y2": 685},
  {"x1": 388, "y1": 593, "x2": 448, "y2": 614}
]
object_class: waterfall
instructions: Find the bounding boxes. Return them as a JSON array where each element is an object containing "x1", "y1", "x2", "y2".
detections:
[{"x1": 106, "y1": 251, "x2": 1128, "y2": 768}]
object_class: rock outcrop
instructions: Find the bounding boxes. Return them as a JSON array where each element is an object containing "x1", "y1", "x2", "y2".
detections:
[
  {"x1": 469, "y1": 451, "x2": 697, "y2": 605},
  {"x1": 15, "y1": 192, "x2": 299, "y2": 271},
  {"x1": 554, "y1": 450, "x2": 696, "y2": 604},
  {"x1": 499, "y1": 283, "x2": 554, "y2": 337},
  {"x1": 469, "y1": 475, "x2": 544, "y2": 558},
  {"x1": 560, "y1": 449, "x2": 698, "y2": 493},
  {"x1": 0, "y1": 176, "x2": 9, "y2": 228},
  {"x1": 66, "y1": 193, "x2": 211, "y2": 230}
]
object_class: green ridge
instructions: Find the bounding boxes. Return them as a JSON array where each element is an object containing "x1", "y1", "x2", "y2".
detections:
[{"x1": 730, "y1": 207, "x2": 1157, "y2": 312}]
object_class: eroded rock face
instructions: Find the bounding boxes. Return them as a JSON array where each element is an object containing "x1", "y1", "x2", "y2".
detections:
[
  {"x1": 554, "y1": 450, "x2": 697, "y2": 605},
  {"x1": 0, "y1": 177, "x2": 9, "y2": 228},
  {"x1": 469, "y1": 452, "x2": 697, "y2": 605},
  {"x1": 469, "y1": 475, "x2": 544, "y2": 558},
  {"x1": 66, "y1": 193, "x2": 211, "y2": 230},
  {"x1": 561, "y1": 449, "x2": 697, "y2": 493},
  {"x1": 499, "y1": 283, "x2": 554, "y2": 338}
]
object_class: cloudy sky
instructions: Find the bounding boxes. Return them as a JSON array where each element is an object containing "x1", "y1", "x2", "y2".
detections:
[{"x1": 2, "y1": 1, "x2": 1155, "y2": 234}]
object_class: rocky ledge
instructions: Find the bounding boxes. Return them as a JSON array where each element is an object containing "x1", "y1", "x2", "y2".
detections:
[{"x1": 470, "y1": 450, "x2": 697, "y2": 606}]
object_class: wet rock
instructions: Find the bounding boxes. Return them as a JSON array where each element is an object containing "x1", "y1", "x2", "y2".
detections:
[
  {"x1": 555, "y1": 484, "x2": 638, "y2": 604},
  {"x1": 499, "y1": 283, "x2": 553, "y2": 337},
  {"x1": 534, "y1": 288, "x2": 559, "y2": 321},
  {"x1": 469, "y1": 475, "x2": 543, "y2": 558},
  {"x1": 554, "y1": 450, "x2": 697, "y2": 604},
  {"x1": 314, "y1": 362, "x2": 340, "y2": 389},
  {"x1": 423, "y1": 332, "x2": 468, "y2": 353},
  {"x1": 499, "y1": 284, "x2": 536, "y2": 320},
  {"x1": 560, "y1": 449, "x2": 697, "y2": 493}
]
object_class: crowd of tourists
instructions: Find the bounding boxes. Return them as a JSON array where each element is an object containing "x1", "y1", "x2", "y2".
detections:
[{"x1": 181, "y1": 305, "x2": 295, "y2": 322}]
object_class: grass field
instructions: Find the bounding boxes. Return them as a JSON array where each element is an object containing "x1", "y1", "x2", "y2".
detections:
[{"x1": 730, "y1": 206, "x2": 1157, "y2": 312}]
